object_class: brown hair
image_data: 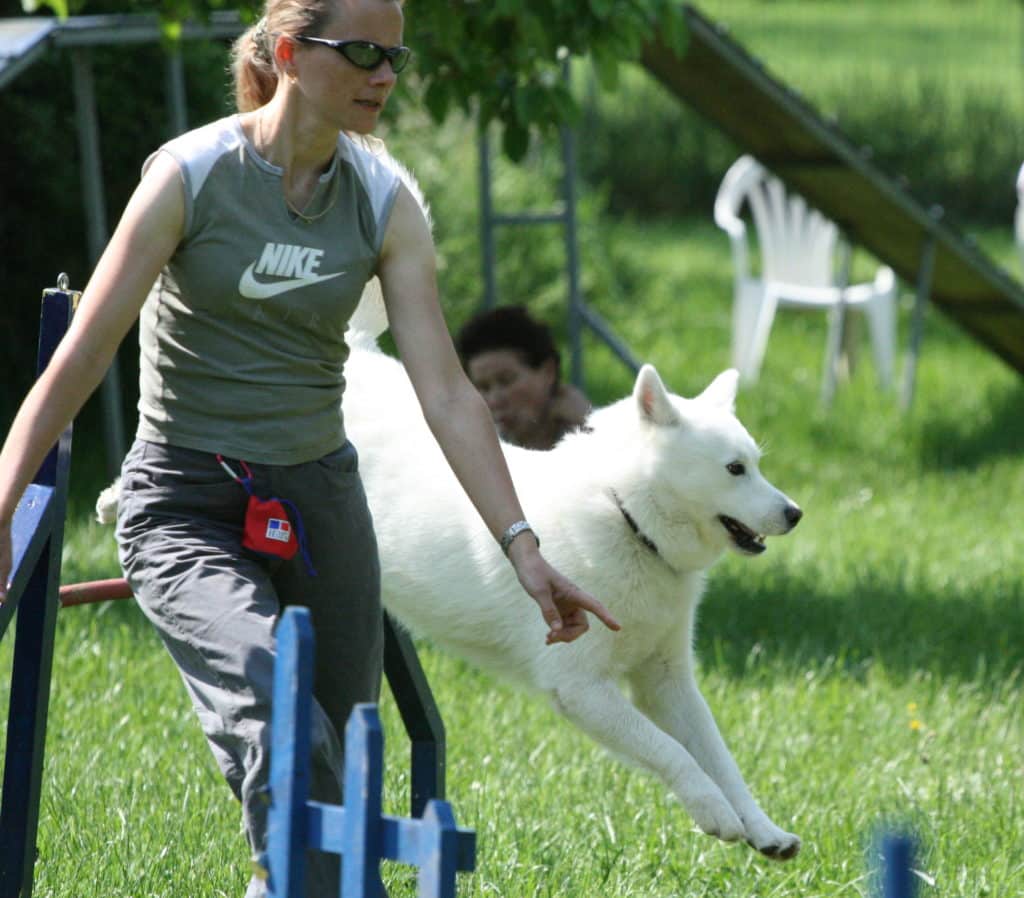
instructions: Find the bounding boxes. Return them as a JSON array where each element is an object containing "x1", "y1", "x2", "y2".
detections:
[
  {"x1": 230, "y1": 0, "x2": 334, "y2": 112},
  {"x1": 230, "y1": 0, "x2": 404, "y2": 113}
]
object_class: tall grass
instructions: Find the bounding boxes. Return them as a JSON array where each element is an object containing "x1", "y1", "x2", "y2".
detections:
[{"x1": 3, "y1": 214, "x2": 1022, "y2": 897}]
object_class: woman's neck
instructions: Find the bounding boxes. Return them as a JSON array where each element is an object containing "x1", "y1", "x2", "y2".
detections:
[
  {"x1": 251, "y1": 99, "x2": 341, "y2": 210},
  {"x1": 254, "y1": 99, "x2": 338, "y2": 177}
]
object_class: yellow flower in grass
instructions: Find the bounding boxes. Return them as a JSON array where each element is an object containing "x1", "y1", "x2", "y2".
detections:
[{"x1": 907, "y1": 702, "x2": 922, "y2": 732}]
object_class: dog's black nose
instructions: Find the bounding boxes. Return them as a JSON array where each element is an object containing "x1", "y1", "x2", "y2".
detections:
[{"x1": 784, "y1": 505, "x2": 803, "y2": 527}]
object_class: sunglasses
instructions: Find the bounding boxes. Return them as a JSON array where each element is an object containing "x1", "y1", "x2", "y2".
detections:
[{"x1": 294, "y1": 36, "x2": 411, "y2": 73}]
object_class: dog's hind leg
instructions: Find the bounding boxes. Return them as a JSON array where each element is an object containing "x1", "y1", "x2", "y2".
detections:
[
  {"x1": 628, "y1": 656, "x2": 801, "y2": 860},
  {"x1": 550, "y1": 678, "x2": 746, "y2": 844}
]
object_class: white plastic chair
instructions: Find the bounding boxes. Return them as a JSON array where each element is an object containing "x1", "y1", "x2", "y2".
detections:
[{"x1": 714, "y1": 155, "x2": 898, "y2": 389}]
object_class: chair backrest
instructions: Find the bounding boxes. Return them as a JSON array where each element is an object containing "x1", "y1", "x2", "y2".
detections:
[{"x1": 715, "y1": 155, "x2": 839, "y2": 287}]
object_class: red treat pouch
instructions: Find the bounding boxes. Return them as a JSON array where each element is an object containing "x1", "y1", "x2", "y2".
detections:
[
  {"x1": 243, "y1": 495, "x2": 298, "y2": 560},
  {"x1": 217, "y1": 454, "x2": 316, "y2": 575}
]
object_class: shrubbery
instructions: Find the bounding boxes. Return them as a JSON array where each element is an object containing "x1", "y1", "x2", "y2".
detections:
[{"x1": 574, "y1": 63, "x2": 1024, "y2": 225}]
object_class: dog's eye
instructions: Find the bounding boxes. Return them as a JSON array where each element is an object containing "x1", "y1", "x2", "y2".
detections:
[{"x1": 726, "y1": 462, "x2": 746, "y2": 476}]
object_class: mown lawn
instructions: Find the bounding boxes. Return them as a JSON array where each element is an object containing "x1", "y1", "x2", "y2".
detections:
[{"x1": 2, "y1": 212, "x2": 1021, "y2": 896}]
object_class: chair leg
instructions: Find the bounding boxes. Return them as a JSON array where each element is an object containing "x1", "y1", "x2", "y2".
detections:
[
  {"x1": 730, "y1": 282, "x2": 762, "y2": 380},
  {"x1": 739, "y1": 291, "x2": 780, "y2": 383},
  {"x1": 820, "y1": 300, "x2": 846, "y2": 405},
  {"x1": 864, "y1": 294, "x2": 897, "y2": 389}
]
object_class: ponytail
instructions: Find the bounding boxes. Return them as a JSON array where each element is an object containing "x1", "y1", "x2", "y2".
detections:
[{"x1": 231, "y1": 21, "x2": 279, "y2": 112}]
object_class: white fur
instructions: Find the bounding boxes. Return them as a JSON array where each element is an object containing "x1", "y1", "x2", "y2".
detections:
[
  {"x1": 96, "y1": 153, "x2": 803, "y2": 860},
  {"x1": 341, "y1": 331, "x2": 803, "y2": 859}
]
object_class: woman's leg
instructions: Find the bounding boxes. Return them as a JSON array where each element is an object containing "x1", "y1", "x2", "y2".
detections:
[
  {"x1": 264, "y1": 442, "x2": 384, "y2": 739},
  {"x1": 116, "y1": 441, "x2": 352, "y2": 897}
]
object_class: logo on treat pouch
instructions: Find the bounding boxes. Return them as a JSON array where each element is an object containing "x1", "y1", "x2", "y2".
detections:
[{"x1": 265, "y1": 518, "x2": 292, "y2": 543}]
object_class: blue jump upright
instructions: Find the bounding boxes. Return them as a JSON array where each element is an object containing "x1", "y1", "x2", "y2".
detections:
[
  {"x1": 879, "y1": 833, "x2": 918, "y2": 898},
  {"x1": 0, "y1": 277, "x2": 77, "y2": 898},
  {"x1": 264, "y1": 608, "x2": 476, "y2": 898}
]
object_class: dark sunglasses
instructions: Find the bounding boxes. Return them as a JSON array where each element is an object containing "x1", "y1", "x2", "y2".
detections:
[{"x1": 294, "y1": 36, "x2": 411, "y2": 73}]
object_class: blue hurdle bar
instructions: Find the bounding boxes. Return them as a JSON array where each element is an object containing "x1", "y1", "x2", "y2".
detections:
[
  {"x1": 265, "y1": 608, "x2": 475, "y2": 898},
  {"x1": 0, "y1": 278, "x2": 77, "y2": 898}
]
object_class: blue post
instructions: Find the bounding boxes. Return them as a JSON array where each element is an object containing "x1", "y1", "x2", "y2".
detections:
[
  {"x1": 265, "y1": 608, "x2": 314, "y2": 897},
  {"x1": 418, "y1": 801, "x2": 460, "y2": 898},
  {"x1": 267, "y1": 608, "x2": 475, "y2": 898},
  {"x1": 0, "y1": 278, "x2": 77, "y2": 898},
  {"x1": 879, "y1": 832, "x2": 917, "y2": 898},
  {"x1": 342, "y1": 706, "x2": 386, "y2": 898}
]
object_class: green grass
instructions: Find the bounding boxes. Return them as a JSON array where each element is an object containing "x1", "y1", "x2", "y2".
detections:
[
  {"x1": 3, "y1": 213, "x2": 1022, "y2": 896},
  {"x1": 695, "y1": 0, "x2": 1021, "y2": 99}
]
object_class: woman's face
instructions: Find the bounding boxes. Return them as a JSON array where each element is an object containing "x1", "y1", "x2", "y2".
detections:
[
  {"x1": 292, "y1": 0, "x2": 404, "y2": 134},
  {"x1": 466, "y1": 349, "x2": 557, "y2": 447}
]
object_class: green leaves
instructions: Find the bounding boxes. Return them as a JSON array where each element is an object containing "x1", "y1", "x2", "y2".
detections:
[
  {"x1": 409, "y1": 0, "x2": 686, "y2": 159},
  {"x1": 26, "y1": 0, "x2": 686, "y2": 161},
  {"x1": 22, "y1": 0, "x2": 70, "y2": 18}
]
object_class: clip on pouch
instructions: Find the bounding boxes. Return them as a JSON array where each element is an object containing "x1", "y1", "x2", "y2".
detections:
[{"x1": 217, "y1": 455, "x2": 317, "y2": 576}]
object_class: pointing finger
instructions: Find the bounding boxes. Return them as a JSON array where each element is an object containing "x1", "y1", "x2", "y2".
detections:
[{"x1": 564, "y1": 586, "x2": 621, "y2": 632}]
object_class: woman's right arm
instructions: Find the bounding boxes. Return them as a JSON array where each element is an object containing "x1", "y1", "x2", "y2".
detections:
[{"x1": 0, "y1": 152, "x2": 185, "y2": 601}]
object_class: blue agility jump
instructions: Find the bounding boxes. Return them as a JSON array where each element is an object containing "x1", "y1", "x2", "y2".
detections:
[{"x1": 263, "y1": 607, "x2": 475, "y2": 898}]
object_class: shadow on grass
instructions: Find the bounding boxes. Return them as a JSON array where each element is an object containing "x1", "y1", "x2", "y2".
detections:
[
  {"x1": 918, "y1": 379, "x2": 1024, "y2": 471},
  {"x1": 59, "y1": 552, "x2": 1024, "y2": 689},
  {"x1": 699, "y1": 565, "x2": 1023, "y2": 685}
]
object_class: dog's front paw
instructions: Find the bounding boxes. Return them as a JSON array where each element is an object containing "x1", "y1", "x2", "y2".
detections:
[
  {"x1": 744, "y1": 817, "x2": 801, "y2": 860},
  {"x1": 685, "y1": 789, "x2": 746, "y2": 843}
]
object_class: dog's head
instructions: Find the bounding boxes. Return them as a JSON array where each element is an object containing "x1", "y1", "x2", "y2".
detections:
[{"x1": 626, "y1": 364, "x2": 802, "y2": 562}]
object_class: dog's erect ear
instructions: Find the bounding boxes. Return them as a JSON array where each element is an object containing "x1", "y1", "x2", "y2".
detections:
[
  {"x1": 697, "y1": 368, "x2": 739, "y2": 413},
  {"x1": 634, "y1": 364, "x2": 679, "y2": 426}
]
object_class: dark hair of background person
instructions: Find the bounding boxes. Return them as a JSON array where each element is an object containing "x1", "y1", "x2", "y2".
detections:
[{"x1": 455, "y1": 304, "x2": 562, "y2": 378}]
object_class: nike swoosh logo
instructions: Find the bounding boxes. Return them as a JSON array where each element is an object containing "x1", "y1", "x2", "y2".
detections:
[{"x1": 238, "y1": 264, "x2": 346, "y2": 300}]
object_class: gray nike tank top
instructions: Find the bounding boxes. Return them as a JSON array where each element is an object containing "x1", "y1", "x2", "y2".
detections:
[{"x1": 136, "y1": 115, "x2": 400, "y2": 464}]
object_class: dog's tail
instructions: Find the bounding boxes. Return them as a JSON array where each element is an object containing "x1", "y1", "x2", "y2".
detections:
[
  {"x1": 95, "y1": 479, "x2": 120, "y2": 525},
  {"x1": 344, "y1": 137, "x2": 431, "y2": 349}
]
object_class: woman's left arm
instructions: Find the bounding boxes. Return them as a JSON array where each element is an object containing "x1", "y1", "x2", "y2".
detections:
[{"x1": 378, "y1": 185, "x2": 620, "y2": 645}]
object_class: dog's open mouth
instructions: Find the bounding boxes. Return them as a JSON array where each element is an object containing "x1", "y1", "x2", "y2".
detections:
[{"x1": 718, "y1": 515, "x2": 766, "y2": 554}]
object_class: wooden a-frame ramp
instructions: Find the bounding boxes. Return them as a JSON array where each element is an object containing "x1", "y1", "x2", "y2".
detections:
[{"x1": 642, "y1": 5, "x2": 1024, "y2": 396}]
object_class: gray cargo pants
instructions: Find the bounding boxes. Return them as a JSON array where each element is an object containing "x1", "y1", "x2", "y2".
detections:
[{"x1": 116, "y1": 438, "x2": 383, "y2": 898}]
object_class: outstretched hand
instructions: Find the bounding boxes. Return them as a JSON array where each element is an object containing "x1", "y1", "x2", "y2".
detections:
[{"x1": 507, "y1": 538, "x2": 621, "y2": 644}]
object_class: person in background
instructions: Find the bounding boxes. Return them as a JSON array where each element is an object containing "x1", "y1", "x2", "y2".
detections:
[
  {"x1": 456, "y1": 304, "x2": 592, "y2": 450},
  {"x1": 0, "y1": 1, "x2": 619, "y2": 895}
]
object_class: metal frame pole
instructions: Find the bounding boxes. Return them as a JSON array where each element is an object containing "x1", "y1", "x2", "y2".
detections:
[
  {"x1": 165, "y1": 44, "x2": 188, "y2": 137},
  {"x1": 70, "y1": 47, "x2": 126, "y2": 479},
  {"x1": 900, "y1": 235, "x2": 937, "y2": 411},
  {"x1": 477, "y1": 126, "x2": 499, "y2": 311}
]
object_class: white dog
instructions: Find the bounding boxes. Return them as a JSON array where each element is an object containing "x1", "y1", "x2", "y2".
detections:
[
  {"x1": 97, "y1": 162, "x2": 803, "y2": 861},
  {"x1": 340, "y1": 307, "x2": 803, "y2": 859}
]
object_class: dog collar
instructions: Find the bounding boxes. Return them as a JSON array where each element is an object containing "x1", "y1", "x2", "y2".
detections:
[{"x1": 609, "y1": 490, "x2": 661, "y2": 557}]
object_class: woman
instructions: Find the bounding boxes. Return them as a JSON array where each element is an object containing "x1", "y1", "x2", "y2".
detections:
[
  {"x1": 457, "y1": 304, "x2": 592, "y2": 450},
  {"x1": 0, "y1": 0, "x2": 619, "y2": 894}
]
